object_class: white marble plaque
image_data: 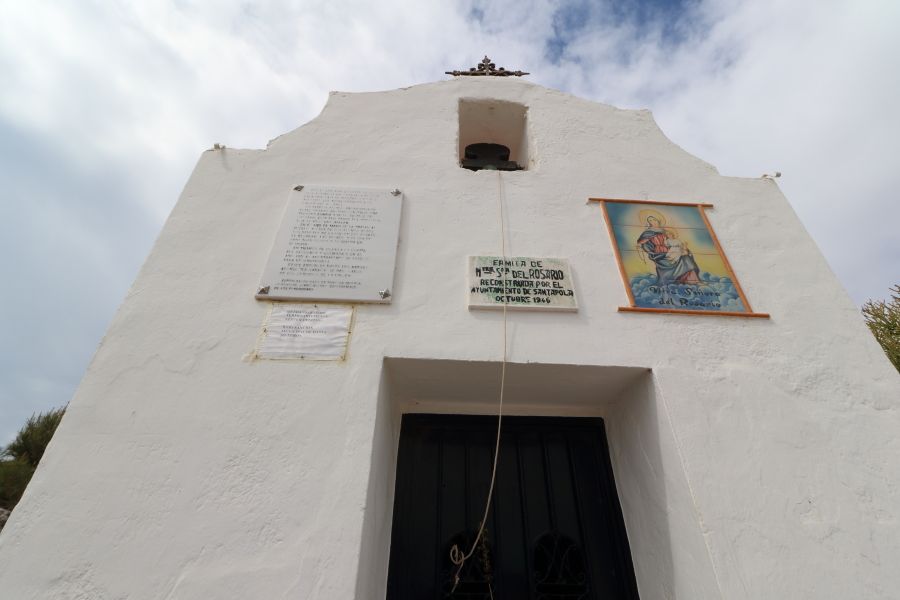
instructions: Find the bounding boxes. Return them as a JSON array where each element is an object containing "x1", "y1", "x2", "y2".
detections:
[
  {"x1": 256, "y1": 304, "x2": 353, "y2": 360},
  {"x1": 468, "y1": 256, "x2": 578, "y2": 311},
  {"x1": 256, "y1": 186, "x2": 402, "y2": 302}
]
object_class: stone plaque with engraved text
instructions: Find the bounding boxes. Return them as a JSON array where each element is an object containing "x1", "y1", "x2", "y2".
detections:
[
  {"x1": 468, "y1": 256, "x2": 578, "y2": 311},
  {"x1": 257, "y1": 186, "x2": 402, "y2": 303}
]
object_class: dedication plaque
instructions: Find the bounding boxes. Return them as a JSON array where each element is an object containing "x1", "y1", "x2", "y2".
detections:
[
  {"x1": 256, "y1": 186, "x2": 402, "y2": 303},
  {"x1": 468, "y1": 256, "x2": 578, "y2": 311}
]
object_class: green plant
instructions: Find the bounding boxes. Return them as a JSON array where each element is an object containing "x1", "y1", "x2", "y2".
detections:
[
  {"x1": 3, "y1": 407, "x2": 66, "y2": 467},
  {"x1": 862, "y1": 284, "x2": 900, "y2": 373},
  {"x1": 0, "y1": 407, "x2": 66, "y2": 518},
  {"x1": 0, "y1": 460, "x2": 34, "y2": 512}
]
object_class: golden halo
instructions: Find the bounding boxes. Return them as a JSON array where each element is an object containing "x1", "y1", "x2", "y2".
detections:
[
  {"x1": 664, "y1": 228, "x2": 678, "y2": 238},
  {"x1": 638, "y1": 208, "x2": 666, "y2": 227}
]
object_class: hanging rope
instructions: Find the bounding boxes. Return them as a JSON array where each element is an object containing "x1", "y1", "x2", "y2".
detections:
[{"x1": 450, "y1": 170, "x2": 509, "y2": 594}]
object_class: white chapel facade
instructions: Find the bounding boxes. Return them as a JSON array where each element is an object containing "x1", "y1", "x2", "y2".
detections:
[{"x1": 0, "y1": 61, "x2": 898, "y2": 599}]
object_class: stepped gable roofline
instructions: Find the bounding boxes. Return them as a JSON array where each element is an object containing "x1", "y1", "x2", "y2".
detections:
[{"x1": 261, "y1": 78, "x2": 720, "y2": 176}]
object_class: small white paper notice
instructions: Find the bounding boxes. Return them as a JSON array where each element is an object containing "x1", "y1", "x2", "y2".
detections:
[{"x1": 256, "y1": 304, "x2": 353, "y2": 360}]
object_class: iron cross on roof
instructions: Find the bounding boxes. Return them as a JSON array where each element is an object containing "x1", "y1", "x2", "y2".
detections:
[{"x1": 445, "y1": 56, "x2": 529, "y2": 77}]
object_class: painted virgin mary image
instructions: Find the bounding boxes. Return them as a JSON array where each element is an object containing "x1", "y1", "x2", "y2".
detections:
[{"x1": 636, "y1": 210, "x2": 701, "y2": 285}]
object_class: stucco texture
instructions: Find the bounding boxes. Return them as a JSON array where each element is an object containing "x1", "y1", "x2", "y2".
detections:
[{"x1": 0, "y1": 78, "x2": 897, "y2": 599}]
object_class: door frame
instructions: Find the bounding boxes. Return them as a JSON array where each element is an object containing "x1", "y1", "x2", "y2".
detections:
[{"x1": 353, "y1": 358, "x2": 722, "y2": 600}]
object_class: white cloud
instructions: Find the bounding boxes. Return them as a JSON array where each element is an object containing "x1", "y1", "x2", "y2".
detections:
[{"x1": 0, "y1": 0, "x2": 897, "y2": 441}]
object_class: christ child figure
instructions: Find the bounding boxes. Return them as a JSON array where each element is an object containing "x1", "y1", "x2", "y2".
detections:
[{"x1": 664, "y1": 229, "x2": 687, "y2": 260}]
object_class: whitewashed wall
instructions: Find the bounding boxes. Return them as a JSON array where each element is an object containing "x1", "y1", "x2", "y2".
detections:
[{"x1": 0, "y1": 78, "x2": 897, "y2": 599}]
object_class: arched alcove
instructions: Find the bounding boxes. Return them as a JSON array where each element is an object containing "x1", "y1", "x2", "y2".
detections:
[{"x1": 458, "y1": 99, "x2": 530, "y2": 170}]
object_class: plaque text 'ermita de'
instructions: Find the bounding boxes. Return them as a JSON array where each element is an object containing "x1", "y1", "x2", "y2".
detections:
[
  {"x1": 468, "y1": 256, "x2": 578, "y2": 311},
  {"x1": 257, "y1": 186, "x2": 402, "y2": 303}
]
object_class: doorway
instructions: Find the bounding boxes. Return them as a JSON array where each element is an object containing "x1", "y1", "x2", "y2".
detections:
[{"x1": 386, "y1": 414, "x2": 640, "y2": 599}]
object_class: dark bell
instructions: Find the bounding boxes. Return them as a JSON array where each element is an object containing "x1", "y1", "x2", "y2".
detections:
[{"x1": 461, "y1": 143, "x2": 522, "y2": 171}]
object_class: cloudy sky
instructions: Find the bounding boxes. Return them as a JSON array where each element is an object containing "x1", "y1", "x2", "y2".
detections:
[{"x1": 1, "y1": 0, "x2": 898, "y2": 443}]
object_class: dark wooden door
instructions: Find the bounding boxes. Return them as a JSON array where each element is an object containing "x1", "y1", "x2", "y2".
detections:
[{"x1": 386, "y1": 414, "x2": 640, "y2": 600}]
